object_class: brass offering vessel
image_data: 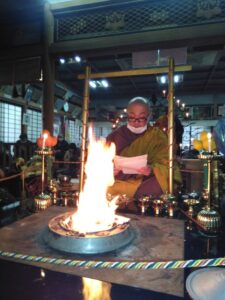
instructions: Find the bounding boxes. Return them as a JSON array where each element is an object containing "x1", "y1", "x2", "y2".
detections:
[
  {"x1": 184, "y1": 198, "x2": 200, "y2": 217},
  {"x1": 197, "y1": 206, "x2": 221, "y2": 234},
  {"x1": 34, "y1": 193, "x2": 52, "y2": 211}
]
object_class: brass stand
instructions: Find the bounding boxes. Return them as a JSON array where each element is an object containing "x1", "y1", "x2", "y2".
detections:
[
  {"x1": 160, "y1": 192, "x2": 177, "y2": 217},
  {"x1": 196, "y1": 153, "x2": 221, "y2": 234},
  {"x1": 48, "y1": 179, "x2": 58, "y2": 205},
  {"x1": 34, "y1": 149, "x2": 53, "y2": 211}
]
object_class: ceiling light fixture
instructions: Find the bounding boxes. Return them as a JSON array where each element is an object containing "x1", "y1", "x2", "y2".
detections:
[
  {"x1": 101, "y1": 79, "x2": 109, "y2": 88},
  {"x1": 174, "y1": 75, "x2": 179, "y2": 83},
  {"x1": 160, "y1": 75, "x2": 167, "y2": 84},
  {"x1": 75, "y1": 55, "x2": 81, "y2": 63},
  {"x1": 89, "y1": 81, "x2": 97, "y2": 88},
  {"x1": 157, "y1": 74, "x2": 183, "y2": 85},
  {"x1": 89, "y1": 80, "x2": 109, "y2": 89},
  {"x1": 59, "y1": 58, "x2": 66, "y2": 64}
]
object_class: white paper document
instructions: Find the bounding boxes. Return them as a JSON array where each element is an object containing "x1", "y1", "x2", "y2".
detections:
[{"x1": 114, "y1": 154, "x2": 147, "y2": 174}]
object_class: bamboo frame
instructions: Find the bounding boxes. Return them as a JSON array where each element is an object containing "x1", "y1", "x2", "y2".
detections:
[
  {"x1": 79, "y1": 65, "x2": 91, "y2": 192},
  {"x1": 78, "y1": 65, "x2": 191, "y2": 79},
  {"x1": 78, "y1": 63, "x2": 191, "y2": 194},
  {"x1": 168, "y1": 58, "x2": 175, "y2": 195}
]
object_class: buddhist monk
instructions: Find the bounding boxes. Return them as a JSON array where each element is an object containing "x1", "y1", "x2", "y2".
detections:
[{"x1": 107, "y1": 97, "x2": 182, "y2": 199}]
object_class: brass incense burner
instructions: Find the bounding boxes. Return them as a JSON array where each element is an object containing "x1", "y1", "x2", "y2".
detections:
[
  {"x1": 34, "y1": 193, "x2": 51, "y2": 211},
  {"x1": 197, "y1": 206, "x2": 221, "y2": 234}
]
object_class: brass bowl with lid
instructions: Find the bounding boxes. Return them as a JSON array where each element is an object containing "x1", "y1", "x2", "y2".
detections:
[{"x1": 197, "y1": 207, "x2": 221, "y2": 234}]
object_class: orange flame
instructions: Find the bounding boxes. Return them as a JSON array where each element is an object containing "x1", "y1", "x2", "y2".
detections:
[
  {"x1": 82, "y1": 277, "x2": 111, "y2": 300},
  {"x1": 71, "y1": 135, "x2": 118, "y2": 234}
]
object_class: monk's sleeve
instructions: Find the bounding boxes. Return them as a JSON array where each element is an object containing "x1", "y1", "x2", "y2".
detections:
[{"x1": 120, "y1": 127, "x2": 182, "y2": 193}]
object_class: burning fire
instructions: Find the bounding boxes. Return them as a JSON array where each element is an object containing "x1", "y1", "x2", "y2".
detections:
[
  {"x1": 71, "y1": 134, "x2": 118, "y2": 234},
  {"x1": 82, "y1": 277, "x2": 111, "y2": 300}
]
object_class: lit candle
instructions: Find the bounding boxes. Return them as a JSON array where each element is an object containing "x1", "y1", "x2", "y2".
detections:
[
  {"x1": 155, "y1": 205, "x2": 160, "y2": 216},
  {"x1": 207, "y1": 132, "x2": 212, "y2": 153},
  {"x1": 169, "y1": 206, "x2": 174, "y2": 217},
  {"x1": 42, "y1": 133, "x2": 48, "y2": 150}
]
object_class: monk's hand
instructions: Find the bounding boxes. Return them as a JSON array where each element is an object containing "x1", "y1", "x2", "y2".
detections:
[
  {"x1": 138, "y1": 165, "x2": 151, "y2": 176},
  {"x1": 113, "y1": 167, "x2": 121, "y2": 176}
]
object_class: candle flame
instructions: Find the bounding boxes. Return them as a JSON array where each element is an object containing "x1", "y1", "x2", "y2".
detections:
[{"x1": 43, "y1": 133, "x2": 48, "y2": 139}]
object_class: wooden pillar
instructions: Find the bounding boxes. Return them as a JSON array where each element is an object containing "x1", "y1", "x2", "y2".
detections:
[{"x1": 43, "y1": 1, "x2": 55, "y2": 134}]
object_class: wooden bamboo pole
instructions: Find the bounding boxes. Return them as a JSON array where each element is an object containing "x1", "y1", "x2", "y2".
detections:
[
  {"x1": 78, "y1": 65, "x2": 191, "y2": 79},
  {"x1": 168, "y1": 57, "x2": 175, "y2": 195},
  {"x1": 79, "y1": 65, "x2": 91, "y2": 192}
]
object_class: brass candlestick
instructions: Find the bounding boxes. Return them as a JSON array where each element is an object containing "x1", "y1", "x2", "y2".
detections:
[
  {"x1": 34, "y1": 149, "x2": 53, "y2": 211},
  {"x1": 138, "y1": 195, "x2": 151, "y2": 214},
  {"x1": 161, "y1": 192, "x2": 177, "y2": 217},
  {"x1": 153, "y1": 199, "x2": 164, "y2": 216},
  {"x1": 197, "y1": 153, "x2": 221, "y2": 234}
]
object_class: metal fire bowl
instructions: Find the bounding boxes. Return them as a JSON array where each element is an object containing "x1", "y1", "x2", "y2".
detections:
[{"x1": 44, "y1": 212, "x2": 135, "y2": 254}]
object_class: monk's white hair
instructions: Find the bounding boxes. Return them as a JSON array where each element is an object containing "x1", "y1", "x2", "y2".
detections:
[{"x1": 127, "y1": 97, "x2": 150, "y2": 112}]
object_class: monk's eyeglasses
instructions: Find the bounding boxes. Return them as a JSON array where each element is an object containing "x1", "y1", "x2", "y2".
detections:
[{"x1": 127, "y1": 116, "x2": 148, "y2": 123}]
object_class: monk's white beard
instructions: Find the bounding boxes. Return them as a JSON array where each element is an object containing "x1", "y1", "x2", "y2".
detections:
[{"x1": 127, "y1": 124, "x2": 147, "y2": 134}]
